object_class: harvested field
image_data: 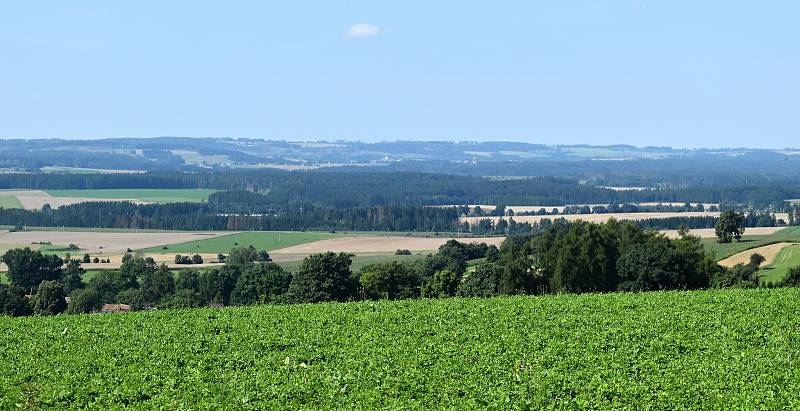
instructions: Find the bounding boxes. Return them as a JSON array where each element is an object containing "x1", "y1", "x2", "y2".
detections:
[
  {"x1": 702, "y1": 227, "x2": 800, "y2": 261},
  {"x1": 434, "y1": 203, "x2": 717, "y2": 214},
  {"x1": 718, "y1": 242, "x2": 796, "y2": 267},
  {"x1": 0, "y1": 189, "x2": 217, "y2": 210},
  {"x1": 138, "y1": 231, "x2": 338, "y2": 254},
  {"x1": 79, "y1": 253, "x2": 225, "y2": 270},
  {"x1": 0, "y1": 190, "x2": 149, "y2": 210},
  {"x1": 0, "y1": 230, "x2": 229, "y2": 254},
  {"x1": 661, "y1": 227, "x2": 783, "y2": 239},
  {"x1": 1, "y1": 252, "x2": 226, "y2": 273},
  {"x1": 272, "y1": 236, "x2": 504, "y2": 254},
  {"x1": 460, "y1": 211, "x2": 720, "y2": 225}
]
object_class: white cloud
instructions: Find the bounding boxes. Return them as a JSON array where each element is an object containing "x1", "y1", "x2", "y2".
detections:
[{"x1": 347, "y1": 23, "x2": 380, "y2": 38}]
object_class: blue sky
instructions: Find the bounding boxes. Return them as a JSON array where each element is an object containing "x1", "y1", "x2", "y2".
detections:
[{"x1": 1, "y1": 1, "x2": 797, "y2": 148}]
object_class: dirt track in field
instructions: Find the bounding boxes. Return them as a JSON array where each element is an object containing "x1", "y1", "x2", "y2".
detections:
[
  {"x1": 271, "y1": 236, "x2": 505, "y2": 254},
  {"x1": 719, "y1": 242, "x2": 796, "y2": 267}
]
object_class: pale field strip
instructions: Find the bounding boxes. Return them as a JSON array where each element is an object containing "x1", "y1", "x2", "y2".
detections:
[
  {"x1": 0, "y1": 190, "x2": 149, "y2": 210},
  {"x1": 80, "y1": 253, "x2": 226, "y2": 270},
  {"x1": 0, "y1": 253, "x2": 227, "y2": 272},
  {"x1": 432, "y1": 203, "x2": 717, "y2": 214},
  {"x1": 660, "y1": 227, "x2": 783, "y2": 239},
  {"x1": 719, "y1": 243, "x2": 799, "y2": 268},
  {"x1": 459, "y1": 211, "x2": 720, "y2": 225},
  {"x1": 0, "y1": 230, "x2": 229, "y2": 254},
  {"x1": 271, "y1": 236, "x2": 505, "y2": 254}
]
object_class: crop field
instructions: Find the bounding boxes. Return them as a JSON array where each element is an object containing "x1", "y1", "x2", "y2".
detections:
[
  {"x1": 271, "y1": 235, "x2": 504, "y2": 254},
  {"x1": 0, "y1": 230, "x2": 228, "y2": 254},
  {"x1": 702, "y1": 227, "x2": 800, "y2": 260},
  {"x1": 274, "y1": 252, "x2": 426, "y2": 272},
  {"x1": 1, "y1": 289, "x2": 799, "y2": 408},
  {"x1": 460, "y1": 211, "x2": 720, "y2": 225},
  {"x1": 0, "y1": 194, "x2": 22, "y2": 209},
  {"x1": 758, "y1": 244, "x2": 800, "y2": 283},
  {"x1": 138, "y1": 231, "x2": 342, "y2": 254},
  {"x1": 719, "y1": 242, "x2": 795, "y2": 268},
  {"x1": 436, "y1": 202, "x2": 717, "y2": 215},
  {"x1": 0, "y1": 189, "x2": 217, "y2": 210},
  {"x1": 44, "y1": 188, "x2": 218, "y2": 203},
  {"x1": 661, "y1": 226, "x2": 782, "y2": 239}
]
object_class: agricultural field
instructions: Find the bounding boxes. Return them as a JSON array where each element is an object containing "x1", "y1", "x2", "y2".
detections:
[
  {"x1": 138, "y1": 231, "x2": 342, "y2": 255},
  {"x1": 271, "y1": 235, "x2": 504, "y2": 254},
  {"x1": 0, "y1": 229, "x2": 228, "y2": 255},
  {"x1": 719, "y1": 242, "x2": 795, "y2": 268},
  {"x1": 44, "y1": 189, "x2": 217, "y2": 203},
  {"x1": 460, "y1": 211, "x2": 719, "y2": 225},
  {"x1": 2, "y1": 289, "x2": 799, "y2": 408},
  {"x1": 758, "y1": 244, "x2": 800, "y2": 283},
  {"x1": 436, "y1": 202, "x2": 716, "y2": 215},
  {"x1": 0, "y1": 194, "x2": 22, "y2": 209},
  {"x1": 0, "y1": 189, "x2": 217, "y2": 210},
  {"x1": 274, "y1": 252, "x2": 426, "y2": 273},
  {"x1": 702, "y1": 227, "x2": 800, "y2": 260},
  {"x1": 39, "y1": 166, "x2": 144, "y2": 174}
]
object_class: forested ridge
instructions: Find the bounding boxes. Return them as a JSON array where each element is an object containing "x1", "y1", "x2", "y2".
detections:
[
  {"x1": 0, "y1": 170, "x2": 796, "y2": 232},
  {"x1": 1, "y1": 171, "x2": 798, "y2": 206}
]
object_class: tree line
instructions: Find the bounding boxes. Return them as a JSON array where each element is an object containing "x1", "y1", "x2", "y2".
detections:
[{"x1": 3, "y1": 219, "x2": 798, "y2": 317}]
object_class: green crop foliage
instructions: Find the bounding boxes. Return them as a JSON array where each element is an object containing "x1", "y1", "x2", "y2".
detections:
[
  {"x1": 2, "y1": 289, "x2": 800, "y2": 409},
  {"x1": 759, "y1": 244, "x2": 800, "y2": 283}
]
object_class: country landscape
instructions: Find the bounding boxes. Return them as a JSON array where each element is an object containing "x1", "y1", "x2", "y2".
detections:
[{"x1": 3, "y1": 2, "x2": 800, "y2": 409}]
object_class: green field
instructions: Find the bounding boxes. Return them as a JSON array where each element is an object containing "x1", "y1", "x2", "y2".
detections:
[
  {"x1": 758, "y1": 244, "x2": 800, "y2": 283},
  {"x1": 138, "y1": 231, "x2": 341, "y2": 254},
  {"x1": 44, "y1": 189, "x2": 218, "y2": 203},
  {"x1": 702, "y1": 226, "x2": 800, "y2": 260},
  {"x1": 0, "y1": 194, "x2": 22, "y2": 209},
  {"x1": 39, "y1": 166, "x2": 144, "y2": 174},
  {"x1": 2, "y1": 289, "x2": 799, "y2": 408}
]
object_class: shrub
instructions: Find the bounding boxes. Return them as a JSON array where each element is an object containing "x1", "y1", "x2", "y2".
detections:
[
  {"x1": 33, "y1": 280, "x2": 67, "y2": 315},
  {"x1": 66, "y1": 288, "x2": 102, "y2": 314},
  {"x1": 778, "y1": 267, "x2": 800, "y2": 287}
]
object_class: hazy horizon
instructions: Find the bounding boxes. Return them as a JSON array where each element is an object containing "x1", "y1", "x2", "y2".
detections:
[
  {"x1": 2, "y1": 1, "x2": 798, "y2": 148},
  {"x1": 0, "y1": 135, "x2": 796, "y2": 151}
]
